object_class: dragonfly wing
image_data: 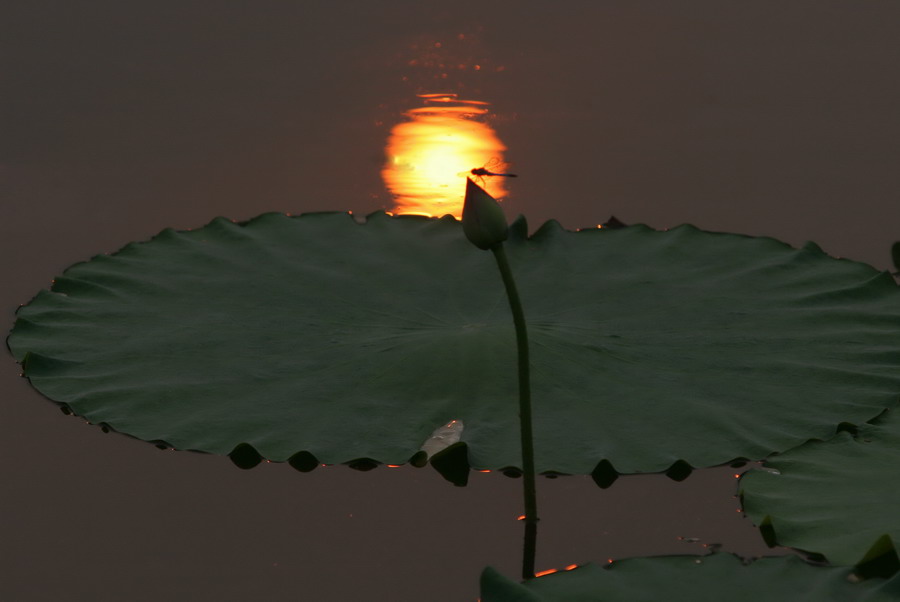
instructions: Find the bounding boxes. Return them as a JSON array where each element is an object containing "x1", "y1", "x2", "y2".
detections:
[
  {"x1": 484, "y1": 157, "x2": 516, "y2": 175},
  {"x1": 483, "y1": 157, "x2": 504, "y2": 171}
]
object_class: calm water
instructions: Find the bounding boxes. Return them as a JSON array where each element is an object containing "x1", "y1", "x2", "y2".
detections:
[{"x1": 3, "y1": 2, "x2": 900, "y2": 600}]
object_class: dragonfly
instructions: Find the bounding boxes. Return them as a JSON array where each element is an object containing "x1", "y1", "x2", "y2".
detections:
[{"x1": 458, "y1": 158, "x2": 518, "y2": 184}]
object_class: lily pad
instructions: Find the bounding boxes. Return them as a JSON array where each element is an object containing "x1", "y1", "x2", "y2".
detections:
[
  {"x1": 740, "y1": 409, "x2": 900, "y2": 571},
  {"x1": 480, "y1": 554, "x2": 900, "y2": 601},
  {"x1": 8, "y1": 212, "x2": 900, "y2": 474}
]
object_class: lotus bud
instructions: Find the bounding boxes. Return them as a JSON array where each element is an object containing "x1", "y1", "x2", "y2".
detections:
[{"x1": 462, "y1": 178, "x2": 509, "y2": 250}]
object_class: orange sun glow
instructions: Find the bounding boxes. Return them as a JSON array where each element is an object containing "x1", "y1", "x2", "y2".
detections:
[{"x1": 382, "y1": 94, "x2": 511, "y2": 218}]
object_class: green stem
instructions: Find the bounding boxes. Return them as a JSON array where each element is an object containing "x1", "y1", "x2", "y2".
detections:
[{"x1": 491, "y1": 243, "x2": 538, "y2": 579}]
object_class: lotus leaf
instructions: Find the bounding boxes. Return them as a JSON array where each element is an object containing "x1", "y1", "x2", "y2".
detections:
[
  {"x1": 740, "y1": 408, "x2": 900, "y2": 570},
  {"x1": 8, "y1": 212, "x2": 900, "y2": 474}
]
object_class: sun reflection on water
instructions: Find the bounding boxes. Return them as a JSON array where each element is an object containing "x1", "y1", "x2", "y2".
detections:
[{"x1": 382, "y1": 93, "x2": 512, "y2": 218}]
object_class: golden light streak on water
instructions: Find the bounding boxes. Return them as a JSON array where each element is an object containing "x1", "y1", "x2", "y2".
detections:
[{"x1": 382, "y1": 94, "x2": 511, "y2": 218}]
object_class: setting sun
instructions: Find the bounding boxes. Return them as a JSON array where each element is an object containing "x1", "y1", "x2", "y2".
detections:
[{"x1": 382, "y1": 94, "x2": 512, "y2": 218}]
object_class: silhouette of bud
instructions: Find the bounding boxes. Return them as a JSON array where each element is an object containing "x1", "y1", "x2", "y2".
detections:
[{"x1": 462, "y1": 178, "x2": 508, "y2": 250}]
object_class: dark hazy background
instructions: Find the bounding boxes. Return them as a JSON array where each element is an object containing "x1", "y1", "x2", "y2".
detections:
[{"x1": 3, "y1": 2, "x2": 899, "y2": 600}]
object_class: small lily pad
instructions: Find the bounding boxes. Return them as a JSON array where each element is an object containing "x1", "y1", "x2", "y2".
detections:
[
  {"x1": 480, "y1": 554, "x2": 900, "y2": 601},
  {"x1": 741, "y1": 409, "x2": 900, "y2": 572}
]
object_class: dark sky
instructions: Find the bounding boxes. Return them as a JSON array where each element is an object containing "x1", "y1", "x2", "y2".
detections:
[{"x1": 2, "y1": 2, "x2": 899, "y2": 600}]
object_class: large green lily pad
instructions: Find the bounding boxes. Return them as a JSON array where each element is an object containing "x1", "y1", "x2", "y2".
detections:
[
  {"x1": 480, "y1": 554, "x2": 900, "y2": 601},
  {"x1": 8, "y1": 212, "x2": 900, "y2": 473},
  {"x1": 740, "y1": 408, "x2": 900, "y2": 569}
]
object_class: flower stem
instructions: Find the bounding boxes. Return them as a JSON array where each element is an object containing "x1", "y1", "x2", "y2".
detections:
[{"x1": 491, "y1": 243, "x2": 538, "y2": 579}]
